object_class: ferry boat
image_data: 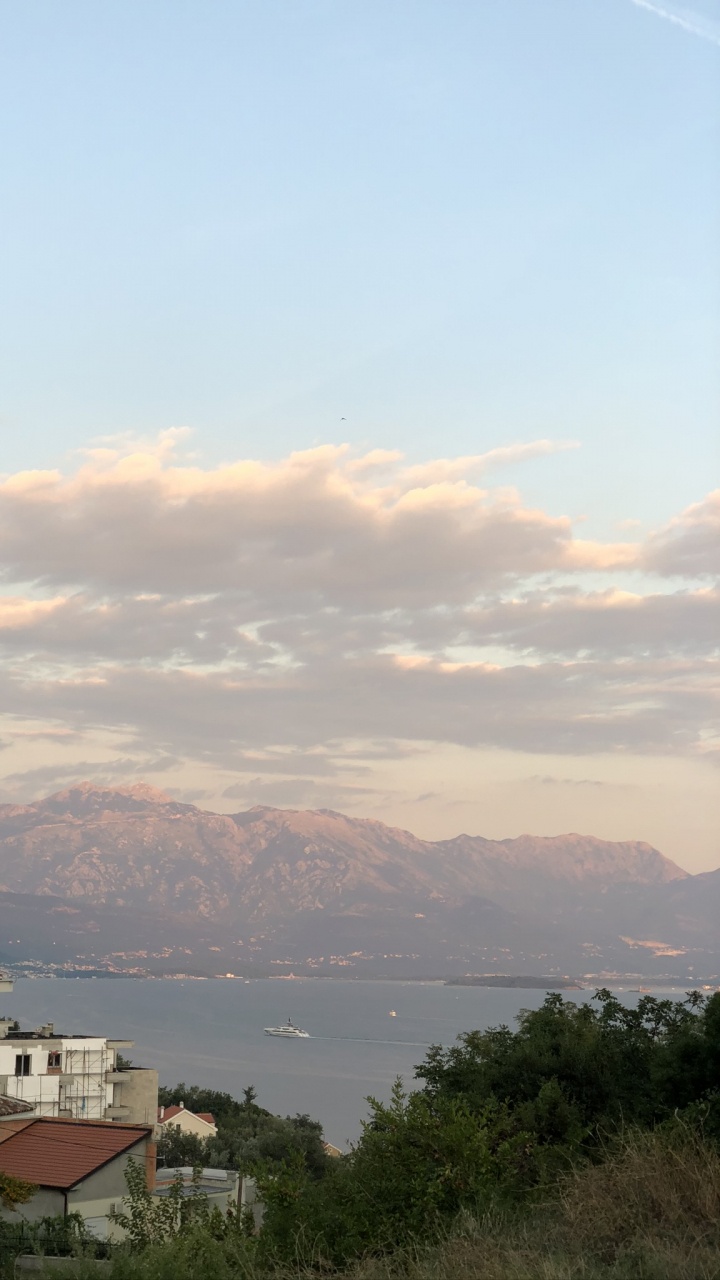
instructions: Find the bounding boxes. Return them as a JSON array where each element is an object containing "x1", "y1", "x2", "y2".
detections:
[{"x1": 264, "y1": 1017, "x2": 310, "y2": 1038}]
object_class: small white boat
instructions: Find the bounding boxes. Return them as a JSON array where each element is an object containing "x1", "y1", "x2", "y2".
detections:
[
  {"x1": 388, "y1": 1010, "x2": 397, "y2": 1017},
  {"x1": 264, "y1": 1017, "x2": 310, "y2": 1038}
]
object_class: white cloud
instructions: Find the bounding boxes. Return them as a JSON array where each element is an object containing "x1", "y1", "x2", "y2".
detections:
[{"x1": 627, "y1": 0, "x2": 720, "y2": 46}]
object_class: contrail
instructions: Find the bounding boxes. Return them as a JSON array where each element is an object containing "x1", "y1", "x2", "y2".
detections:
[{"x1": 628, "y1": 0, "x2": 720, "y2": 46}]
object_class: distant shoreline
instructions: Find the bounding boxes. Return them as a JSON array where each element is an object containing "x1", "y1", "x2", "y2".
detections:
[
  {"x1": 9, "y1": 971, "x2": 712, "y2": 991},
  {"x1": 445, "y1": 976, "x2": 584, "y2": 990}
]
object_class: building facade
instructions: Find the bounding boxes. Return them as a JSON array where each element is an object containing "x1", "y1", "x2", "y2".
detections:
[{"x1": 0, "y1": 1020, "x2": 157, "y2": 1124}]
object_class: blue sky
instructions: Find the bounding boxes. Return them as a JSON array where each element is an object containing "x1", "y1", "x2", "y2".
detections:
[
  {"x1": 1, "y1": 0, "x2": 718, "y2": 528},
  {"x1": 0, "y1": 0, "x2": 718, "y2": 867}
]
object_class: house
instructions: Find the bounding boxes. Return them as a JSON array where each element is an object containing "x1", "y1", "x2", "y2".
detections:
[
  {"x1": 0, "y1": 1019, "x2": 158, "y2": 1124},
  {"x1": 157, "y1": 1102, "x2": 217, "y2": 1138},
  {"x1": 0, "y1": 1117, "x2": 155, "y2": 1240}
]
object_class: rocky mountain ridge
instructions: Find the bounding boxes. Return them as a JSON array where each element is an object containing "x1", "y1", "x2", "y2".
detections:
[
  {"x1": 0, "y1": 783, "x2": 714, "y2": 980},
  {"x1": 0, "y1": 783, "x2": 686, "y2": 919}
]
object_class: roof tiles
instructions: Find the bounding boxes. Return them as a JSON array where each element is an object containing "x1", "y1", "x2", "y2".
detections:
[
  {"x1": 158, "y1": 1105, "x2": 215, "y2": 1126},
  {"x1": 0, "y1": 1095, "x2": 34, "y2": 1117},
  {"x1": 0, "y1": 1118, "x2": 150, "y2": 1189}
]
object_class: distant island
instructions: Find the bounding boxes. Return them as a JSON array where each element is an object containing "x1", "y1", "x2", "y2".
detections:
[{"x1": 446, "y1": 975, "x2": 584, "y2": 990}]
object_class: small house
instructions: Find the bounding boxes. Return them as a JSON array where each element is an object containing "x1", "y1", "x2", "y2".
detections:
[
  {"x1": 0, "y1": 1116, "x2": 155, "y2": 1240},
  {"x1": 157, "y1": 1102, "x2": 217, "y2": 1138}
]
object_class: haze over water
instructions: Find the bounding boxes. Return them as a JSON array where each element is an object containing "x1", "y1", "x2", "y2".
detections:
[{"x1": 8, "y1": 978, "x2": 684, "y2": 1145}]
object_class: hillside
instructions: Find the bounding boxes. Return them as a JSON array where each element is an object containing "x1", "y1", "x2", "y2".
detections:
[{"x1": 0, "y1": 783, "x2": 713, "y2": 980}]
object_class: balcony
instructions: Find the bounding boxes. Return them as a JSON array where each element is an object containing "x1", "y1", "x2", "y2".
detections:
[
  {"x1": 104, "y1": 1104, "x2": 131, "y2": 1118},
  {"x1": 105, "y1": 1070, "x2": 127, "y2": 1083}
]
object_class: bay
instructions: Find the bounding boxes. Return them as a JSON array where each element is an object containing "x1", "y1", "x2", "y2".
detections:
[{"x1": 5, "y1": 978, "x2": 685, "y2": 1147}]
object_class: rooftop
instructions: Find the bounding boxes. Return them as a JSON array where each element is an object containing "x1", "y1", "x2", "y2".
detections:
[
  {"x1": 0, "y1": 1117, "x2": 151, "y2": 1189},
  {"x1": 158, "y1": 1105, "x2": 215, "y2": 1126},
  {"x1": 0, "y1": 1096, "x2": 34, "y2": 1118}
]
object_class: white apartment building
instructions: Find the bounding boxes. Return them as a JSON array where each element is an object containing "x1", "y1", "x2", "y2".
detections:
[{"x1": 0, "y1": 975, "x2": 157, "y2": 1125}]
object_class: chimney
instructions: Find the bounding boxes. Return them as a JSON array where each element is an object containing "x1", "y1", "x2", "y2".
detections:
[
  {"x1": 159, "y1": 1106, "x2": 164, "y2": 1120},
  {"x1": 179, "y1": 1101, "x2": 184, "y2": 1109}
]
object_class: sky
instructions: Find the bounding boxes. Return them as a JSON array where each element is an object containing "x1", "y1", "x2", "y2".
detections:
[{"x1": 0, "y1": 0, "x2": 718, "y2": 871}]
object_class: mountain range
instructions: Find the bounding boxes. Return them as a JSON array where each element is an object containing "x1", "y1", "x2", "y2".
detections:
[{"x1": 0, "y1": 783, "x2": 717, "y2": 981}]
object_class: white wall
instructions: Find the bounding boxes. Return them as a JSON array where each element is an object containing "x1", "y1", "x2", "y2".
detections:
[{"x1": 0, "y1": 1037, "x2": 114, "y2": 1119}]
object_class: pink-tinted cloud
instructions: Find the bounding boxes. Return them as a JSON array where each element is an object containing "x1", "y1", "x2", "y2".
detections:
[
  {"x1": 644, "y1": 491, "x2": 720, "y2": 577},
  {"x1": 0, "y1": 439, "x2": 634, "y2": 603},
  {"x1": 0, "y1": 438, "x2": 715, "y2": 807}
]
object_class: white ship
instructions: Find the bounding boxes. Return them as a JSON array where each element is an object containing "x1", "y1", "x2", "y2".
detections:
[{"x1": 264, "y1": 1017, "x2": 310, "y2": 1038}]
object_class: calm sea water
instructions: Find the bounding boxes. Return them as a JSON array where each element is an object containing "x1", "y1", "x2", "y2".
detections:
[{"x1": 6, "y1": 978, "x2": 684, "y2": 1147}]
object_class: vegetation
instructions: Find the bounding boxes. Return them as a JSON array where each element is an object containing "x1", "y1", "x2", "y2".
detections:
[
  {"x1": 0, "y1": 1171, "x2": 36, "y2": 1212},
  {"x1": 31, "y1": 1130, "x2": 720, "y2": 1279},
  {"x1": 246, "y1": 988, "x2": 720, "y2": 1269},
  {"x1": 8, "y1": 990, "x2": 720, "y2": 1278},
  {"x1": 157, "y1": 1084, "x2": 328, "y2": 1177}
]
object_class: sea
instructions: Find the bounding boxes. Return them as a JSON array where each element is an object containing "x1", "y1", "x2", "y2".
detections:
[{"x1": 6, "y1": 978, "x2": 689, "y2": 1147}]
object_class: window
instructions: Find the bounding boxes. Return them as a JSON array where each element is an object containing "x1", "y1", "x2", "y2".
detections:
[
  {"x1": 14, "y1": 1054, "x2": 31, "y2": 1077},
  {"x1": 47, "y1": 1051, "x2": 62, "y2": 1070}
]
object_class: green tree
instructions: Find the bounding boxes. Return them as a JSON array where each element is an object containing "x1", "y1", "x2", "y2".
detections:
[
  {"x1": 158, "y1": 1083, "x2": 328, "y2": 1177},
  {"x1": 416, "y1": 989, "x2": 720, "y2": 1148},
  {"x1": 157, "y1": 1127, "x2": 210, "y2": 1169},
  {"x1": 255, "y1": 1081, "x2": 538, "y2": 1267}
]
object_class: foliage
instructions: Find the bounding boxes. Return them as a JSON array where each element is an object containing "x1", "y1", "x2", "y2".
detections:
[
  {"x1": 0, "y1": 1170, "x2": 36, "y2": 1211},
  {"x1": 157, "y1": 1084, "x2": 262, "y2": 1125},
  {"x1": 35, "y1": 1211, "x2": 92, "y2": 1249},
  {"x1": 110, "y1": 1157, "x2": 252, "y2": 1253},
  {"x1": 49, "y1": 1129, "x2": 720, "y2": 1280},
  {"x1": 157, "y1": 1126, "x2": 208, "y2": 1169},
  {"x1": 255, "y1": 1080, "x2": 541, "y2": 1268},
  {"x1": 417, "y1": 988, "x2": 720, "y2": 1150},
  {"x1": 95, "y1": 1228, "x2": 260, "y2": 1280},
  {"x1": 110, "y1": 1159, "x2": 188, "y2": 1249},
  {"x1": 116, "y1": 992, "x2": 720, "y2": 1276},
  {"x1": 334, "y1": 1125, "x2": 720, "y2": 1279},
  {"x1": 157, "y1": 1082, "x2": 328, "y2": 1177}
]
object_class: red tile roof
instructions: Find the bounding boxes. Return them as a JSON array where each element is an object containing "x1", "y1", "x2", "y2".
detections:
[
  {"x1": 0, "y1": 1119, "x2": 36, "y2": 1144},
  {"x1": 0, "y1": 1118, "x2": 151, "y2": 1189},
  {"x1": 158, "y1": 1106, "x2": 215, "y2": 1126}
]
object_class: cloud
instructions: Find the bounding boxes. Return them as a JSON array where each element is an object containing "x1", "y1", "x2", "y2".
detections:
[
  {"x1": 221, "y1": 776, "x2": 381, "y2": 810},
  {"x1": 0, "y1": 436, "x2": 715, "y2": 802},
  {"x1": 458, "y1": 587, "x2": 720, "y2": 657},
  {"x1": 0, "y1": 650, "x2": 715, "y2": 764},
  {"x1": 644, "y1": 491, "x2": 720, "y2": 577},
  {"x1": 0, "y1": 439, "x2": 633, "y2": 605},
  {"x1": 627, "y1": 0, "x2": 720, "y2": 46},
  {"x1": 0, "y1": 755, "x2": 178, "y2": 797}
]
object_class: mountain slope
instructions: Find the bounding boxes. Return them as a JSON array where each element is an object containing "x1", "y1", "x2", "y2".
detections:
[
  {"x1": 0, "y1": 784, "x2": 686, "y2": 923},
  {"x1": 0, "y1": 783, "x2": 711, "y2": 980}
]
